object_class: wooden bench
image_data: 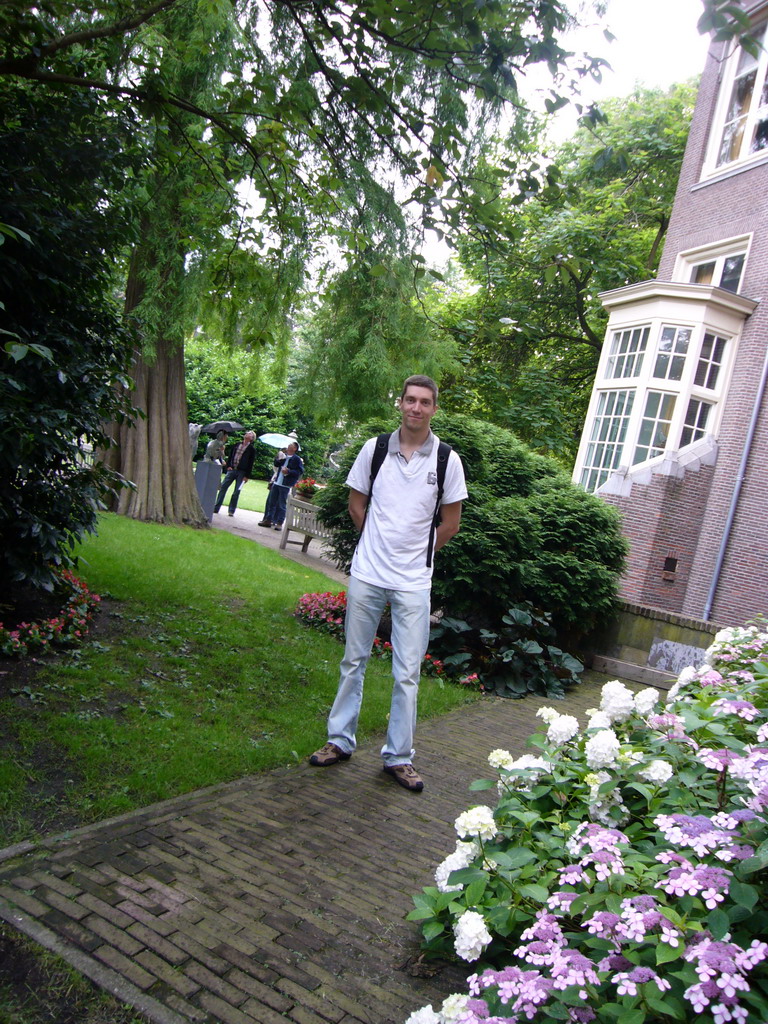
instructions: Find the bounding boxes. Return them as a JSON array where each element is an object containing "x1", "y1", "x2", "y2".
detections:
[{"x1": 279, "y1": 495, "x2": 335, "y2": 553}]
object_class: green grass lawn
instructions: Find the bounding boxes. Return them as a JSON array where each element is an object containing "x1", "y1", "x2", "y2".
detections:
[{"x1": 0, "y1": 513, "x2": 479, "y2": 846}]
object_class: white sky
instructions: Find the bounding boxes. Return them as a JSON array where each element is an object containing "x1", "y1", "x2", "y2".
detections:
[{"x1": 570, "y1": 0, "x2": 711, "y2": 99}]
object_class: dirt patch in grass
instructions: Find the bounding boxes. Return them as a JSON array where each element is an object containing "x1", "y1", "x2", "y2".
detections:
[{"x1": 0, "y1": 924, "x2": 149, "y2": 1024}]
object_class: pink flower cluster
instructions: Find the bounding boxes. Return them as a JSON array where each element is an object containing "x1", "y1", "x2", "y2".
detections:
[
  {"x1": 0, "y1": 569, "x2": 100, "y2": 657},
  {"x1": 684, "y1": 936, "x2": 768, "y2": 1023}
]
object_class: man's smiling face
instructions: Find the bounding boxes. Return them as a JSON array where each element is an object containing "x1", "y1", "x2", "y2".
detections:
[{"x1": 399, "y1": 385, "x2": 437, "y2": 431}]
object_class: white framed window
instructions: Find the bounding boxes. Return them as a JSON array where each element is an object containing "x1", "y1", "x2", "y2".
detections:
[
  {"x1": 579, "y1": 389, "x2": 635, "y2": 492},
  {"x1": 676, "y1": 236, "x2": 750, "y2": 295},
  {"x1": 633, "y1": 392, "x2": 677, "y2": 465},
  {"x1": 694, "y1": 333, "x2": 728, "y2": 390},
  {"x1": 706, "y1": 20, "x2": 768, "y2": 174},
  {"x1": 681, "y1": 398, "x2": 714, "y2": 447},
  {"x1": 653, "y1": 326, "x2": 691, "y2": 381},
  {"x1": 690, "y1": 252, "x2": 746, "y2": 293},
  {"x1": 604, "y1": 325, "x2": 650, "y2": 379}
]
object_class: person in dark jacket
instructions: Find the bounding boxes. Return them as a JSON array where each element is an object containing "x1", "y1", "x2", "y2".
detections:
[
  {"x1": 214, "y1": 430, "x2": 256, "y2": 516},
  {"x1": 259, "y1": 441, "x2": 303, "y2": 529}
]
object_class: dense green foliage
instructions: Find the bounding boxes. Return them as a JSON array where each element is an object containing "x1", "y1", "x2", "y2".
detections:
[
  {"x1": 430, "y1": 604, "x2": 584, "y2": 699},
  {"x1": 431, "y1": 83, "x2": 697, "y2": 466},
  {"x1": 0, "y1": 84, "x2": 137, "y2": 590},
  {"x1": 315, "y1": 413, "x2": 627, "y2": 639},
  {"x1": 294, "y1": 257, "x2": 460, "y2": 426}
]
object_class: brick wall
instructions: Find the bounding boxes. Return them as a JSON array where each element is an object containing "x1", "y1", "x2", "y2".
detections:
[
  {"x1": 602, "y1": 464, "x2": 715, "y2": 613},
  {"x1": 609, "y1": 23, "x2": 768, "y2": 626}
]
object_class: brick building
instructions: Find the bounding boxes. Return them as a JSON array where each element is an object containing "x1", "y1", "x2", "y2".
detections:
[{"x1": 572, "y1": 0, "x2": 768, "y2": 626}]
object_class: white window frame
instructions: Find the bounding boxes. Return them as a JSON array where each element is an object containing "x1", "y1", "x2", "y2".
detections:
[
  {"x1": 703, "y1": 18, "x2": 768, "y2": 177},
  {"x1": 633, "y1": 390, "x2": 678, "y2": 465},
  {"x1": 680, "y1": 397, "x2": 715, "y2": 448},
  {"x1": 603, "y1": 325, "x2": 650, "y2": 380},
  {"x1": 576, "y1": 318, "x2": 737, "y2": 492},
  {"x1": 674, "y1": 236, "x2": 752, "y2": 295},
  {"x1": 578, "y1": 389, "x2": 635, "y2": 493}
]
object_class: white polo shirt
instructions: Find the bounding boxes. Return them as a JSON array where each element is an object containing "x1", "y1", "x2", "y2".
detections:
[{"x1": 346, "y1": 431, "x2": 468, "y2": 591}]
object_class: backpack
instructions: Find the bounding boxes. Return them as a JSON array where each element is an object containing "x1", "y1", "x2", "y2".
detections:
[{"x1": 367, "y1": 432, "x2": 452, "y2": 568}]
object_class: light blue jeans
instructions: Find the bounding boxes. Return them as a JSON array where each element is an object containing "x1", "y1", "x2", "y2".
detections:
[{"x1": 327, "y1": 576, "x2": 431, "y2": 766}]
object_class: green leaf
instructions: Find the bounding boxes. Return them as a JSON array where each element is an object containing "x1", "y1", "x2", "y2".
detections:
[
  {"x1": 707, "y1": 908, "x2": 730, "y2": 940},
  {"x1": 469, "y1": 779, "x2": 496, "y2": 791},
  {"x1": 448, "y1": 866, "x2": 488, "y2": 886},
  {"x1": 656, "y1": 942, "x2": 683, "y2": 965},
  {"x1": 466, "y1": 878, "x2": 487, "y2": 905},
  {"x1": 729, "y1": 879, "x2": 758, "y2": 910},
  {"x1": 492, "y1": 847, "x2": 539, "y2": 869},
  {"x1": 518, "y1": 883, "x2": 549, "y2": 902},
  {"x1": 422, "y1": 920, "x2": 445, "y2": 942},
  {"x1": 369, "y1": 263, "x2": 388, "y2": 277}
]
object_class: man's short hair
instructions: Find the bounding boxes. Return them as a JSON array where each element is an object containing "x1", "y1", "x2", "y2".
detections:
[{"x1": 400, "y1": 375, "x2": 438, "y2": 404}]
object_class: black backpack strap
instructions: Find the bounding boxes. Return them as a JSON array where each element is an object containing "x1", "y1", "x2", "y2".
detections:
[
  {"x1": 361, "y1": 434, "x2": 390, "y2": 531},
  {"x1": 367, "y1": 434, "x2": 391, "y2": 503},
  {"x1": 426, "y1": 441, "x2": 452, "y2": 568}
]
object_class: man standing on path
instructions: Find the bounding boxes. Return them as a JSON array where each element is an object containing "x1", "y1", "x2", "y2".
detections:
[
  {"x1": 214, "y1": 430, "x2": 256, "y2": 517},
  {"x1": 309, "y1": 375, "x2": 467, "y2": 792},
  {"x1": 258, "y1": 441, "x2": 304, "y2": 529}
]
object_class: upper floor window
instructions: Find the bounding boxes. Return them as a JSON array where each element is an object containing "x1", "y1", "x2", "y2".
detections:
[
  {"x1": 713, "y1": 21, "x2": 768, "y2": 170},
  {"x1": 676, "y1": 236, "x2": 750, "y2": 295},
  {"x1": 604, "y1": 326, "x2": 649, "y2": 379},
  {"x1": 690, "y1": 252, "x2": 746, "y2": 293},
  {"x1": 633, "y1": 392, "x2": 676, "y2": 465},
  {"x1": 681, "y1": 398, "x2": 713, "y2": 447}
]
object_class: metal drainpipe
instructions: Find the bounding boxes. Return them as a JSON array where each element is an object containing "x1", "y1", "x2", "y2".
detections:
[{"x1": 703, "y1": 339, "x2": 768, "y2": 621}]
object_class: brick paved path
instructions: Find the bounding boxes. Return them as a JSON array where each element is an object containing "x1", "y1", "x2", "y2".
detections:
[{"x1": 0, "y1": 677, "x2": 613, "y2": 1024}]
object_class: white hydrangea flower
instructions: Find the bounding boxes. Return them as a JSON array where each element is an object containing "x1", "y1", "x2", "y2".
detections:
[
  {"x1": 547, "y1": 714, "x2": 580, "y2": 745},
  {"x1": 536, "y1": 706, "x2": 560, "y2": 724},
  {"x1": 488, "y1": 748, "x2": 514, "y2": 770},
  {"x1": 585, "y1": 729, "x2": 621, "y2": 769},
  {"x1": 639, "y1": 759, "x2": 674, "y2": 784},
  {"x1": 405, "y1": 1006, "x2": 441, "y2": 1024},
  {"x1": 435, "y1": 840, "x2": 478, "y2": 893},
  {"x1": 677, "y1": 665, "x2": 699, "y2": 685},
  {"x1": 453, "y1": 909, "x2": 492, "y2": 962},
  {"x1": 455, "y1": 806, "x2": 497, "y2": 841},
  {"x1": 634, "y1": 687, "x2": 659, "y2": 716},
  {"x1": 587, "y1": 710, "x2": 612, "y2": 730},
  {"x1": 600, "y1": 680, "x2": 636, "y2": 723},
  {"x1": 440, "y1": 994, "x2": 471, "y2": 1023},
  {"x1": 665, "y1": 681, "x2": 682, "y2": 704}
]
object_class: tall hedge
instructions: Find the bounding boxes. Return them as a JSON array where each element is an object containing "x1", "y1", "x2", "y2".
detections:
[{"x1": 315, "y1": 412, "x2": 627, "y2": 639}]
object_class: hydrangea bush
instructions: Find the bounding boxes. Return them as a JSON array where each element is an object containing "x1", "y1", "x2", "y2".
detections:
[{"x1": 406, "y1": 624, "x2": 768, "y2": 1024}]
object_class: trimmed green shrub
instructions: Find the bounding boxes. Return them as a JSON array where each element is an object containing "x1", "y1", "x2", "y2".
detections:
[{"x1": 316, "y1": 412, "x2": 627, "y2": 639}]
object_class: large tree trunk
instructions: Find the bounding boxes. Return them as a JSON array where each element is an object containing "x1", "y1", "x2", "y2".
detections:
[{"x1": 103, "y1": 251, "x2": 206, "y2": 526}]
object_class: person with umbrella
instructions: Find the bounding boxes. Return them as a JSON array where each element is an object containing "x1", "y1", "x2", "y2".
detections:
[
  {"x1": 204, "y1": 430, "x2": 228, "y2": 464},
  {"x1": 258, "y1": 440, "x2": 303, "y2": 529},
  {"x1": 213, "y1": 429, "x2": 256, "y2": 517}
]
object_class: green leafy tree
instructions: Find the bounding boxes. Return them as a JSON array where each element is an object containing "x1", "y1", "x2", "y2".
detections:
[
  {"x1": 0, "y1": 0, "x2": 612, "y2": 524},
  {"x1": 294, "y1": 256, "x2": 459, "y2": 426},
  {"x1": 434, "y1": 82, "x2": 698, "y2": 465},
  {"x1": 0, "y1": 83, "x2": 137, "y2": 590},
  {"x1": 316, "y1": 411, "x2": 627, "y2": 641}
]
